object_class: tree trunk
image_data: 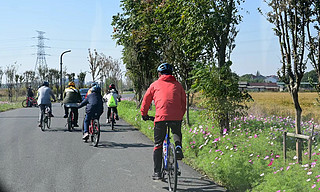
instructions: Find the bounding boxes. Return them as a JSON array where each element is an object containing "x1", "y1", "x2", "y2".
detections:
[
  {"x1": 292, "y1": 89, "x2": 303, "y2": 163},
  {"x1": 186, "y1": 92, "x2": 190, "y2": 126},
  {"x1": 219, "y1": 112, "x2": 229, "y2": 136}
]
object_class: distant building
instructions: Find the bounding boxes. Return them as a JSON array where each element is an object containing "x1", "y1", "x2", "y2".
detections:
[
  {"x1": 238, "y1": 82, "x2": 280, "y2": 92},
  {"x1": 264, "y1": 75, "x2": 279, "y2": 83}
]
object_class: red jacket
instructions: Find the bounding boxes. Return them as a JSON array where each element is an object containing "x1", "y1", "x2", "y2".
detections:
[{"x1": 140, "y1": 74, "x2": 186, "y2": 122}]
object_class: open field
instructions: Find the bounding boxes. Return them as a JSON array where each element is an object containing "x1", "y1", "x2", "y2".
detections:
[{"x1": 247, "y1": 92, "x2": 320, "y2": 122}]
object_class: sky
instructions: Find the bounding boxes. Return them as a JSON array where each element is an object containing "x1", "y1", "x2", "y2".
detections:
[{"x1": 0, "y1": 1, "x2": 313, "y2": 83}]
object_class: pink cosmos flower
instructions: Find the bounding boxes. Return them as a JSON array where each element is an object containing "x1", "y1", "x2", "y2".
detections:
[
  {"x1": 312, "y1": 184, "x2": 316, "y2": 189},
  {"x1": 268, "y1": 160, "x2": 273, "y2": 166},
  {"x1": 223, "y1": 129, "x2": 227, "y2": 134}
]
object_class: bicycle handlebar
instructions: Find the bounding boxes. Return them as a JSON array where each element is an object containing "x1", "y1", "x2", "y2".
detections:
[{"x1": 143, "y1": 115, "x2": 154, "y2": 121}]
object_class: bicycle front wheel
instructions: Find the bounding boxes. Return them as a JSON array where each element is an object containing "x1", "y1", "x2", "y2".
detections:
[
  {"x1": 167, "y1": 142, "x2": 178, "y2": 192},
  {"x1": 22, "y1": 99, "x2": 28, "y2": 108},
  {"x1": 91, "y1": 119, "x2": 100, "y2": 147}
]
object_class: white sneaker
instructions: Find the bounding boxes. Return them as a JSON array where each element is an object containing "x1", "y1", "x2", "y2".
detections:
[{"x1": 82, "y1": 132, "x2": 89, "y2": 140}]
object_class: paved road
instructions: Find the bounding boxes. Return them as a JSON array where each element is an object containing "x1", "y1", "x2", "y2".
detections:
[{"x1": 0, "y1": 103, "x2": 227, "y2": 192}]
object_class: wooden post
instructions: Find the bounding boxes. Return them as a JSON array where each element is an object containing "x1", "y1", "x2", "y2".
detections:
[
  {"x1": 308, "y1": 138, "x2": 312, "y2": 160},
  {"x1": 283, "y1": 131, "x2": 287, "y2": 162}
]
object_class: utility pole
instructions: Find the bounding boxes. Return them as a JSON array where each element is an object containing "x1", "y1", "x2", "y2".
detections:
[{"x1": 34, "y1": 30, "x2": 49, "y2": 82}]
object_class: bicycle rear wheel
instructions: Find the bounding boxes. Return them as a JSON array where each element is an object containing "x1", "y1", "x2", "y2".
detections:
[
  {"x1": 167, "y1": 142, "x2": 178, "y2": 192},
  {"x1": 110, "y1": 110, "x2": 115, "y2": 130},
  {"x1": 46, "y1": 116, "x2": 51, "y2": 128},
  {"x1": 41, "y1": 115, "x2": 46, "y2": 131},
  {"x1": 91, "y1": 119, "x2": 100, "y2": 147},
  {"x1": 22, "y1": 99, "x2": 28, "y2": 108},
  {"x1": 67, "y1": 111, "x2": 74, "y2": 131}
]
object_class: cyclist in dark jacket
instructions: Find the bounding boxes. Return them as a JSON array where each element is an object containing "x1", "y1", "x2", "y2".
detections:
[
  {"x1": 27, "y1": 85, "x2": 34, "y2": 98},
  {"x1": 62, "y1": 81, "x2": 82, "y2": 126},
  {"x1": 78, "y1": 86, "x2": 104, "y2": 140}
]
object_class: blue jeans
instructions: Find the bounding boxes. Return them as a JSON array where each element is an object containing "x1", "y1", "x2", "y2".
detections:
[{"x1": 83, "y1": 113, "x2": 100, "y2": 133}]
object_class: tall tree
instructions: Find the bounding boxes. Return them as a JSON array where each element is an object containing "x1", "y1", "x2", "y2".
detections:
[
  {"x1": 307, "y1": 1, "x2": 320, "y2": 92},
  {"x1": 261, "y1": 0, "x2": 311, "y2": 163},
  {"x1": 78, "y1": 71, "x2": 86, "y2": 88},
  {"x1": 0, "y1": 67, "x2": 3, "y2": 88},
  {"x1": 88, "y1": 49, "x2": 102, "y2": 82},
  {"x1": 37, "y1": 64, "x2": 48, "y2": 82},
  {"x1": 182, "y1": 0, "x2": 247, "y2": 134},
  {"x1": 112, "y1": 0, "x2": 159, "y2": 106},
  {"x1": 5, "y1": 63, "x2": 17, "y2": 102},
  {"x1": 23, "y1": 70, "x2": 35, "y2": 88}
]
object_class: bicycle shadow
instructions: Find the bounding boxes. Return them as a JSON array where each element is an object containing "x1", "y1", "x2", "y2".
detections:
[
  {"x1": 43, "y1": 127, "x2": 82, "y2": 132},
  {"x1": 99, "y1": 124, "x2": 139, "y2": 132},
  {"x1": 97, "y1": 141, "x2": 153, "y2": 149},
  {"x1": 162, "y1": 176, "x2": 227, "y2": 192}
]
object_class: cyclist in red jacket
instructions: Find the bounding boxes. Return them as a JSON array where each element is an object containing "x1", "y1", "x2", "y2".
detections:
[{"x1": 140, "y1": 63, "x2": 186, "y2": 180}]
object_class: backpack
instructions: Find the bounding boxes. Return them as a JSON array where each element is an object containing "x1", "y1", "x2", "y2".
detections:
[{"x1": 107, "y1": 94, "x2": 117, "y2": 107}]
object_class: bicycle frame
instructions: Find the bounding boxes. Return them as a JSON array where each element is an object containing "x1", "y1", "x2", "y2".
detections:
[
  {"x1": 163, "y1": 126, "x2": 179, "y2": 170},
  {"x1": 163, "y1": 132, "x2": 170, "y2": 170}
]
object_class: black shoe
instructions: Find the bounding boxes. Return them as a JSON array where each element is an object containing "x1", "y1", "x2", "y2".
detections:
[
  {"x1": 176, "y1": 146, "x2": 184, "y2": 160},
  {"x1": 74, "y1": 124, "x2": 79, "y2": 127},
  {"x1": 63, "y1": 114, "x2": 68, "y2": 118},
  {"x1": 116, "y1": 115, "x2": 119, "y2": 120},
  {"x1": 152, "y1": 172, "x2": 162, "y2": 180}
]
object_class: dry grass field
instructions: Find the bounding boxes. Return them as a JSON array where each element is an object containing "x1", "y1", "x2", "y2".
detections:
[{"x1": 247, "y1": 92, "x2": 320, "y2": 123}]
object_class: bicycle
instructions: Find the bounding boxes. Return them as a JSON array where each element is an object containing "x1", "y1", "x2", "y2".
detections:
[
  {"x1": 147, "y1": 116, "x2": 179, "y2": 192},
  {"x1": 64, "y1": 103, "x2": 78, "y2": 131},
  {"x1": 109, "y1": 107, "x2": 116, "y2": 130},
  {"x1": 82, "y1": 113, "x2": 100, "y2": 147},
  {"x1": 22, "y1": 97, "x2": 38, "y2": 108},
  {"x1": 40, "y1": 105, "x2": 51, "y2": 131}
]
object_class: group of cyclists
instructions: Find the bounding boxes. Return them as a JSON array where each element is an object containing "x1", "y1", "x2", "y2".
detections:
[
  {"x1": 34, "y1": 80, "x2": 120, "y2": 140},
  {"x1": 31, "y1": 62, "x2": 186, "y2": 181}
]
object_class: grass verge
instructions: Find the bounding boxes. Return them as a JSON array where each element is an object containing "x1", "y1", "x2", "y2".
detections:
[{"x1": 118, "y1": 100, "x2": 320, "y2": 192}]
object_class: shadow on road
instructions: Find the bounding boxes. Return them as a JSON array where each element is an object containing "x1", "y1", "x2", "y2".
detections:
[
  {"x1": 41, "y1": 127, "x2": 82, "y2": 132},
  {"x1": 98, "y1": 141, "x2": 153, "y2": 149},
  {"x1": 0, "y1": 115, "x2": 38, "y2": 118},
  {"x1": 99, "y1": 123, "x2": 139, "y2": 132},
  {"x1": 162, "y1": 176, "x2": 227, "y2": 192}
]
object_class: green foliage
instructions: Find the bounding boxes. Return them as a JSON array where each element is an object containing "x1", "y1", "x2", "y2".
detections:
[
  {"x1": 239, "y1": 74, "x2": 266, "y2": 83},
  {"x1": 302, "y1": 70, "x2": 318, "y2": 83},
  {"x1": 191, "y1": 61, "x2": 252, "y2": 133},
  {"x1": 112, "y1": 0, "x2": 160, "y2": 102}
]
